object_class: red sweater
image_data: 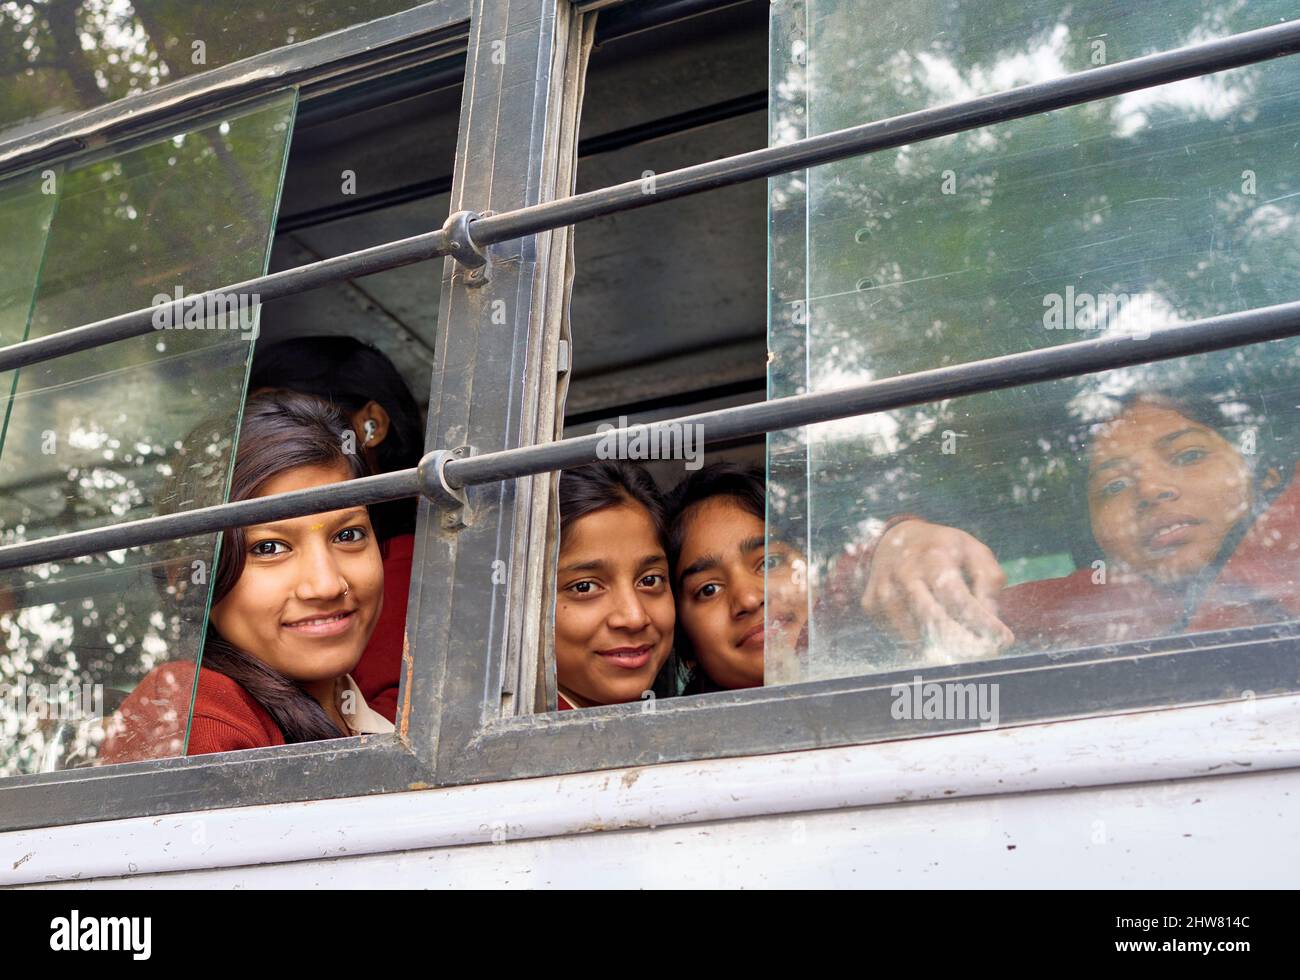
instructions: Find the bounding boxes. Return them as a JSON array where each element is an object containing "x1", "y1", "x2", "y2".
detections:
[
  {"x1": 99, "y1": 661, "x2": 285, "y2": 763},
  {"x1": 352, "y1": 533, "x2": 414, "y2": 723}
]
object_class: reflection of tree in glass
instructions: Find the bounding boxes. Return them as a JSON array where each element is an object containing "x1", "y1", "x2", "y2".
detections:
[
  {"x1": 0, "y1": 0, "x2": 420, "y2": 138},
  {"x1": 769, "y1": 0, "x2": 1300, "y2": 669},
  {"x1": 0, "y1": 95, "x2": 293, "y2": 774}
]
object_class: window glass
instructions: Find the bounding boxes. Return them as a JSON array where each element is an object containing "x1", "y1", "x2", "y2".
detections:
[
  {"x1": 767, "y1": 0, "x2": 1300, "y2": 685},
  {"x1": 0, "y1": 165, "x2": 59, "y2": 432},
  {"x1": 0, "y1": 90, "x2": 296, "y2": 774},
  {"x1": 0, "y1": 0, "x2": 432, "y2": 143}
]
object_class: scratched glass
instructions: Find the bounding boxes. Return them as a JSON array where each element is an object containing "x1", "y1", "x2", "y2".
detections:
[
  {"x1": 0, "y1": 90, "x2": 296, "y2": 775},
  {"x1": 766, "y1": 0, "x2": 1300, "y2": 686}
]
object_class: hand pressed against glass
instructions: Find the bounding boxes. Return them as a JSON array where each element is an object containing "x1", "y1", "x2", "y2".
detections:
[
  {"x1": 1087, "y1": 402, "x2": 1272, "y2": 585},
  {"x1": 555, "y1": 502, "x2": 675, "y2": 708},
  {"x1": 208, "y1": 462, "x2": 384, "y2": 727},
  {"x1": 676, "y1": 496, "x2": 805, "y2": 690}
]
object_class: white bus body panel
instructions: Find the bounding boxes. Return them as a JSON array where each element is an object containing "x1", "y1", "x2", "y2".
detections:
[{"x1": 6, "y1": 695, "x2": 1299, "y2": 888}]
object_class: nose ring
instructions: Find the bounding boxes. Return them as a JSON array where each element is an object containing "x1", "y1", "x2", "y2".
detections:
[{"x1": 341, "y1": 578, "x2": 351, "y2": 597}]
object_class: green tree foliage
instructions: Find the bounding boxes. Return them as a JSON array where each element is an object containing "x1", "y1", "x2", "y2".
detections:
[{"x1": 769, "y1": 0, "x2": 1300, "y2": 666}]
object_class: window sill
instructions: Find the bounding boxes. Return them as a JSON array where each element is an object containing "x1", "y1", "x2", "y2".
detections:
[{"x1": 3, "y1": 692, "x2": 1297, "y2": 885}]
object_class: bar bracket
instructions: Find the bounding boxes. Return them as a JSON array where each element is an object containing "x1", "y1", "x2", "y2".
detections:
[
  {"x1": 441, "y1": 210, "x2": 492, "y2": 285},
  {"x1": 418, "y1": 445, "x2": 477, "y2": 529}
]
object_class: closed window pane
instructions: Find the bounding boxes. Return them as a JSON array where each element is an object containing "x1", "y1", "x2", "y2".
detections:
[
  {"x1": 0, "y1": 165, "x2": 59, "y2": 438},
  {"x1": 0, "y1": 1, "x2": 434, "y2": 142},
  {"x1": 0, "y1": 90, "x2": 296, "y2": 774},
  {"x1": 767, "y1": 0, "x2": 1300, "y2": 688}
]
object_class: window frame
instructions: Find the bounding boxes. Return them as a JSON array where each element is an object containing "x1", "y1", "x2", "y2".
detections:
[
  {"x1": 1, "y1": 0, "x2": 1299, "y2": 833},
  {"x1": 419, "y1": 0, "x2": 1300, "y2": 788},
  {"x1": 0, "y1": 0, "x2": 587, "y2": 832}
]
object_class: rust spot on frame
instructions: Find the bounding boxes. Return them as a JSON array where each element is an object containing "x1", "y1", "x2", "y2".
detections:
[{"x1": 398, "y1": 632, "x2": 414, "y2": 741}]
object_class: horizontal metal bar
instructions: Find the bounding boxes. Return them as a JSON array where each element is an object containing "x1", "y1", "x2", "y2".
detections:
[
  {"x1": 444, "y1": 299, "x2": 1300, "y2": 485},
  {"x1": 469, "y1": 18, "x2": 1300, "y2": 247},
  {"x1": 0, "y1": 0, "x2": 472, "y2": 179},
  {"x1": 2, "y1": 299, "x2": 1298, "y2": 572},
  {"x1": 5, "y1": 21, "x2": 1295, "y2": 373},
  {"x1": 0, "y1": 471, "x2": 420, "y2": 574},
  {"x1": 0, "y1": 229, "x2": 449, "y2": 374}
]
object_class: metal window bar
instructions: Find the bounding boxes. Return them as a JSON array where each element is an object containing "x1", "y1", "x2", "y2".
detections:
[
  {"x1": 4, "y1": 297, "x2": 1300, "y2": 573},
  {"x1": 4, "y1": 18, "x2": 1297, "y2": 376},
  {"x1": 1, "y1": 18, "x2": 1298, "y2": 572}
]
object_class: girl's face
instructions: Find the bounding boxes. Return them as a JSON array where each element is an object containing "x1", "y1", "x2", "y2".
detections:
[
  {"x1": 555, "y1": 501, "x2": 675, "y2": 707},
  {"x1": 1087, "y1": 402, "x2": 1255, "y2": 585},
  {"x1": 209, "y1": 462, "x2": 383, "y2": 684},
  {"x1": 675, "y1": 496, "x2": 806, "y2": 690}
]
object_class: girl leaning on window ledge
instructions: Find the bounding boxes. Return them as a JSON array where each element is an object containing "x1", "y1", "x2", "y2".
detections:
[{"x1": 100, "y1": 392, "x2": 393, "y2": 761}]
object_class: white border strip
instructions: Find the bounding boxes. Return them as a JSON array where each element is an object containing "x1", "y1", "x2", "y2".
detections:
[{"x1": 4, "y1": 694, "x2": 1298, "y2": 885}]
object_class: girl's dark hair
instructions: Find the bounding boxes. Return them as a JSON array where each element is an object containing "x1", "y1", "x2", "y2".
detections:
[
  {"x1": 559, "y1": 460, "x2": 669, "y2": 541},
  {"x1": 202, "y1": 391, "x2": 372, "y2": 744},
  {"x1": 1085, "y1": 387, "x2": 1288, "y2": 475},
  {"x1": 249, "y1": 336, "x2": 423, "y2": 540},
  {"x1": 557, "y1": 460, "x2": 685, "y2": 698}
]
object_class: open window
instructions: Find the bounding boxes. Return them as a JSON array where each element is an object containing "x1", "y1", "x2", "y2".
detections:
[
  {"x1": 0, "y1": 0, "x2": 474, "y2": 811},
  {"x1": 0, "y1": 90, "x2": 298, "y2": 775}
]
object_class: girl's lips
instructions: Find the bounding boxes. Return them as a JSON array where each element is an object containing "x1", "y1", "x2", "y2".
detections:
[
  {"x1": 737, "y1": 624, "x2": 765, "y2": 650},
  {"x1": 282, "y1": 610, "x2": 356, "y2": 637},
  {"x1": 596, "y1": 645, "x2": 652, "y2": 670},
  {"x1": 1144, "y1": 518, "x2": 1202, "y2": 552}
]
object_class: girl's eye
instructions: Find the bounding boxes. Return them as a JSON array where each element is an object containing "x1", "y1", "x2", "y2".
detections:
[
  {"x1": 695, "y1": 582, "x2": 720, "y2": 600},
  {"x1": 250, "y1": 540, "x2": 288, "y2": 557},
  {"x1": 1094, "y1": 476, "x2": 1130, "y2": 499},
  {"x1": 761, "y1": 553, "x2": 785, "y2": 572},
  {"x1": 567, "y1": 580, "x2": 599, "y2": 595},
  {"x1": 638, "y1": 573, "x2": 665, "y2": 589},
  {"x1": 335, "y1": 527, "x2": 368, "y2": 544},
  {"x1": 1172, "y1": 447, "x2": 1208, "y2": 466}
]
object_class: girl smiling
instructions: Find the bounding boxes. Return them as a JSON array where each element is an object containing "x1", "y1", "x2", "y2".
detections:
[
  {"x1": 102, "y1": 392, "x2": 392, "y2": 759},
  {"x1": 554, "y1": 462, "x2": 679, "y2": 709},
  {"x1": 666, "y1": 464, "x2": 808, "y2": 692}
]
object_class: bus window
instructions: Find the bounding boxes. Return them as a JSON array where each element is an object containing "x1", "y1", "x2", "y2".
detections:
[
  {"x1": 0, "y1": 91, "x2": 296, "y2": 775},
  {"x1": 0, "y1": 1, "x2": 438, "y2": 145},
  {"x1": 766, "y1": 0, "x2": 1300, "y2": 692}
]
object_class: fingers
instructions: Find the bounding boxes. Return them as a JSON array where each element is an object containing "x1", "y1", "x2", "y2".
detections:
[
  {"x1": 965, "y1": 541, "x2": 1008, "y2": 605},
  {"x1": 903, "y1": 578, "x2": 992, "y2": 658},
  {"x1": 864, "y1": 580, "x2": 921, "y2": 644},
  {"x1": 931, "y1": 566, "x2": 1015, "y2": 648},
  {"x1": 861, "y1": 519, "x2": 1014, "y2": 655}
]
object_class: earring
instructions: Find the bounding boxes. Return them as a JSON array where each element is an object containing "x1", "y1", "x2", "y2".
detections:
[{"x1": 363, "y1": 419, "x2": 377, "y2": 444}]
